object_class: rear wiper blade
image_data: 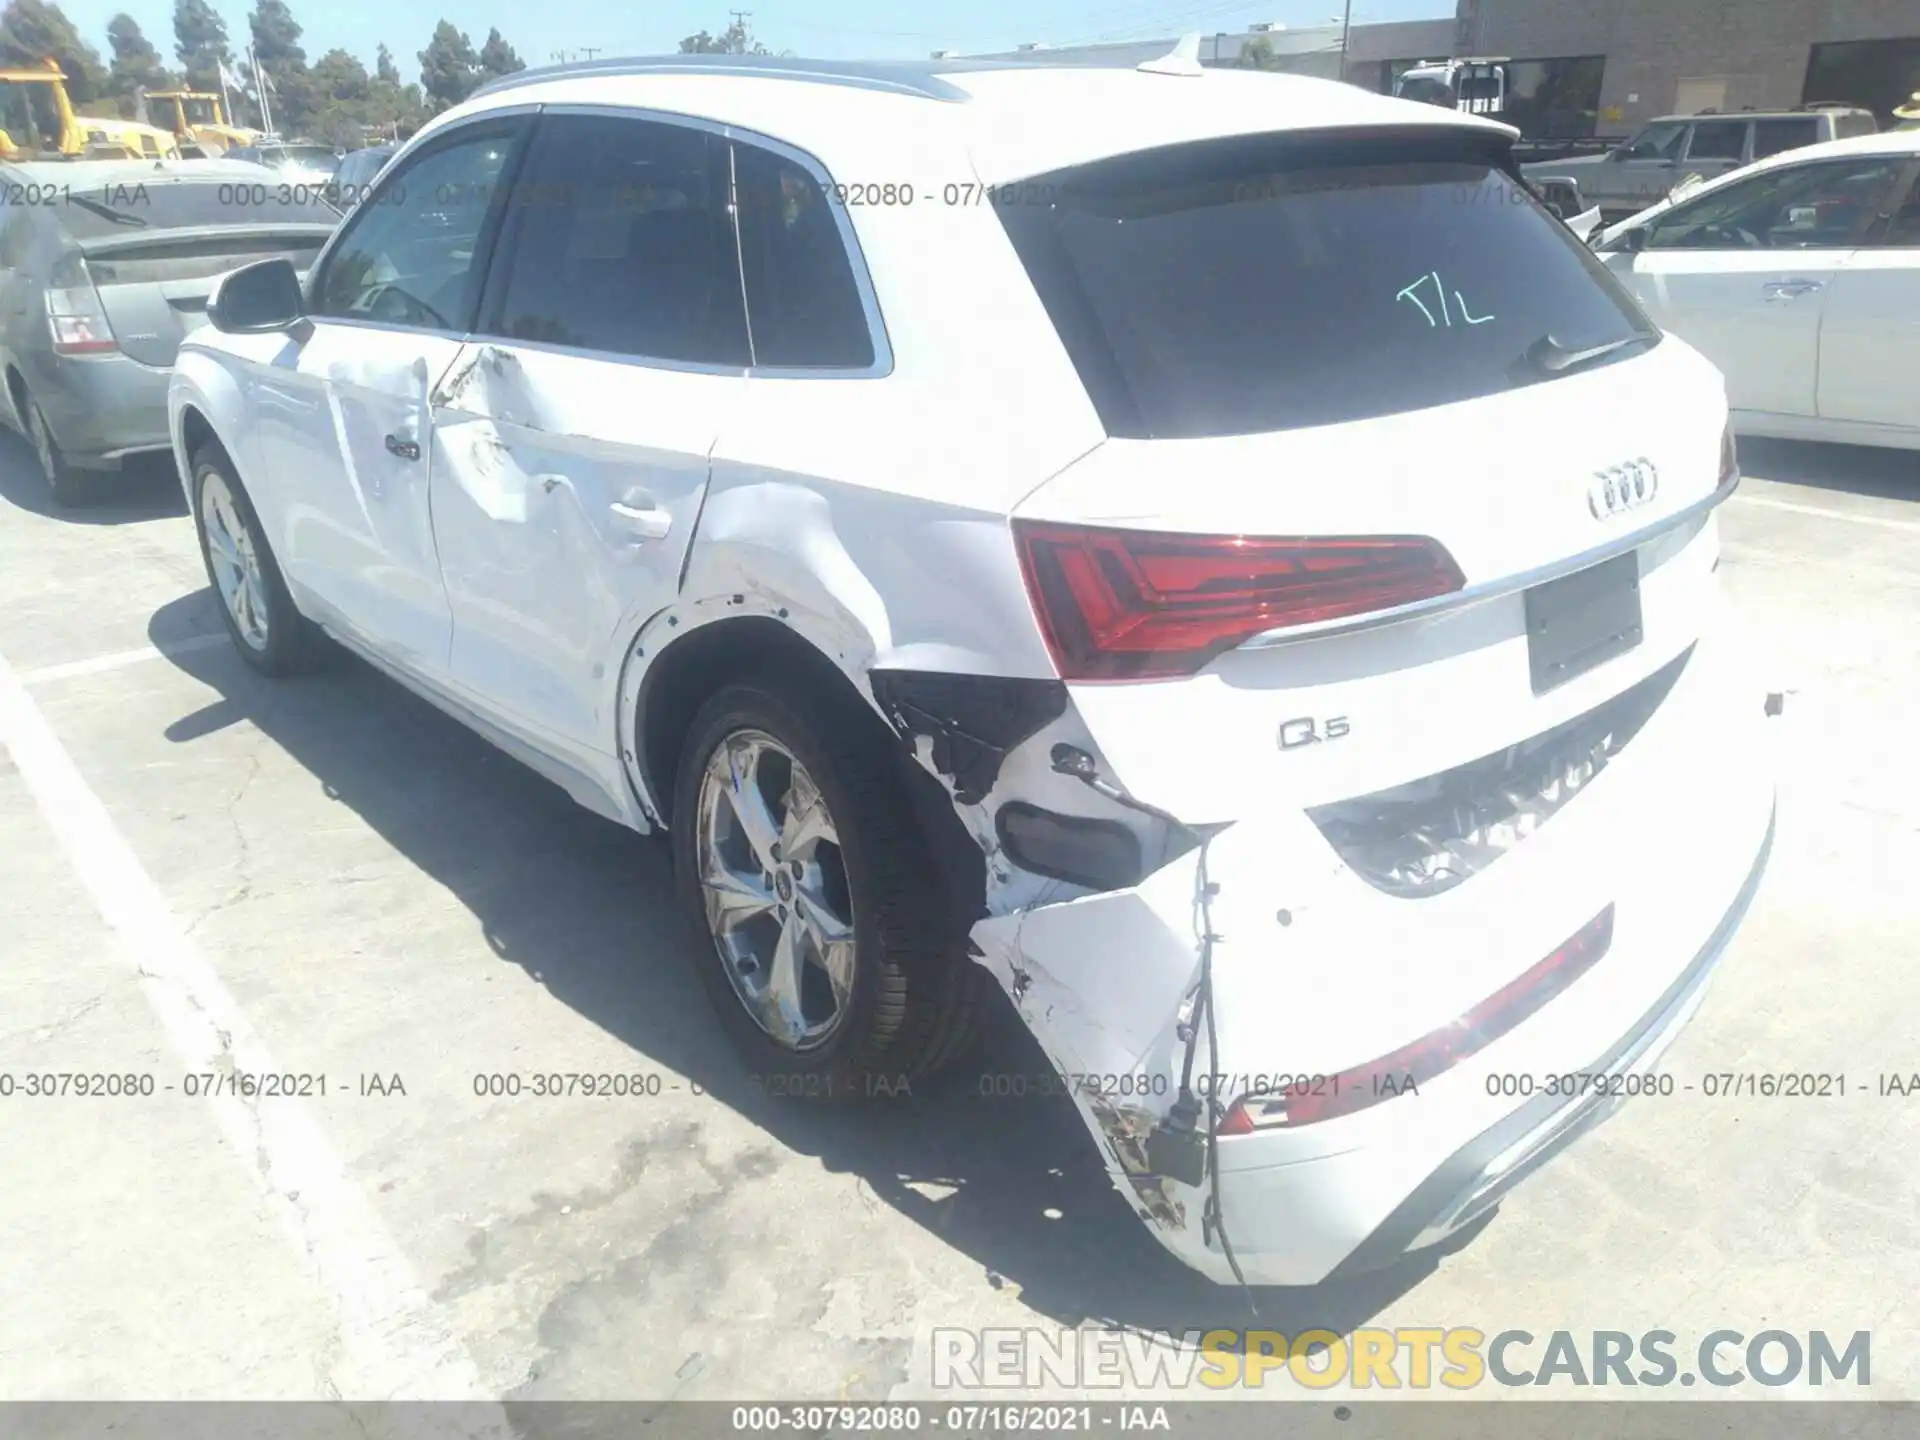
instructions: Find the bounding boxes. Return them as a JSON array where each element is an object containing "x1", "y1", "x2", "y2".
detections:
[
  {"x1": 1515, "y1": 331, "x2": 1654, "y2": 377},
  {"x1": 66, "y1": 194, "x2": 149, "y2": 228}
]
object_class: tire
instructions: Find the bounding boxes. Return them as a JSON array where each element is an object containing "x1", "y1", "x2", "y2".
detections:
[
  {"x1": 190, "y1": 447, "x2": 319, "y2": 676},
  {"x1": 671, "y1": 681, "x2": 984, "y2": 1100},
  {"x1": 25, "y1": 397, "x2": 89, "y2": 508}
]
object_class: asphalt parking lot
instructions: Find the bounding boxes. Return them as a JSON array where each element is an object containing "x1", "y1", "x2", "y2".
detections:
[{"x1": 1, "y1": 433, "x2": 1916, "y2": 1404}]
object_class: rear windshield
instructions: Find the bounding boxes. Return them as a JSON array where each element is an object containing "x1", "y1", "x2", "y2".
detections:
[
  {"x1": 997, "y1": 131, "x2": 1653, "y2": 439},
  {"x1": 53, "y1": 179, "x2": 340, "y2": 237}
]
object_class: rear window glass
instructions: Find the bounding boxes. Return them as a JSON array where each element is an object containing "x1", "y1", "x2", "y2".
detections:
[
  {"x1": 1751, "y1": 117, "x2": 1820, "y2": 158},
  {"x1": 1686, "y1": 120, "x2": 1748, "y2": 160},
  {"x1": 53, "y1": 180, "x2": 340, "y2": 238},
  {"x1": 996, "y1": 132, "x2": 1651, "y2": 439}
]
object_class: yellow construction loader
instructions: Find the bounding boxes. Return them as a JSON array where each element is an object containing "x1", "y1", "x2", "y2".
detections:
[
  {"x1": 0, "y1": 59, "x2": 181, "y2": 161},
  {"x1": 143, "y1": 89, "x2": 261, "y2": 154}
]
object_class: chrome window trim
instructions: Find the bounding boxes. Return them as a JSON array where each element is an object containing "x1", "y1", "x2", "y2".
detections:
[{"x1": 1236, "y1": 467, "x2": 1741, "y2": 652}]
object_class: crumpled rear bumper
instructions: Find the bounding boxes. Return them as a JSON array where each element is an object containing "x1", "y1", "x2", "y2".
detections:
[{"x1": 970, "y1": 596, "x2": 1779, "y2": 1286}]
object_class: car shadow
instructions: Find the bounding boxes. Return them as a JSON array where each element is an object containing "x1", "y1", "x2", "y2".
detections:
[
  {"x1": 1737, "y1": 437, "x2": 1920, "y2": 505},
  {"x1": 149, "y1": 588, "x2": 1449, "y2": 1341},
  {"x1": 0, "y1": 432, "x2": 188, "y2": 523}
]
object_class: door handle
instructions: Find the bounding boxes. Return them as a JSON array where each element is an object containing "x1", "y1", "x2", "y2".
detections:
[
  {"x1": 609, "y1": 500, "x2": 673, "y2": 540},
  {"x1": 384, "y1": 433, "x2": 421, "y2": 460},
  {"x1": 1763, "y1": 279, "x2": 1823, "y2": 301}
]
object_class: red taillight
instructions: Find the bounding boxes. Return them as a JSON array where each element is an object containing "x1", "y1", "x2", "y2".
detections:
[
  {"x1": 1013, "y1": 521, "x2": 1465, "y2": 682},
  {"x1": 1217, "y1": 906, "x2": 1616, "y2": 1135}
]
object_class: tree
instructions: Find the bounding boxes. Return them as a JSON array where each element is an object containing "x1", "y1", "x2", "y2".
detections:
[
  {"x1": 311, "y1": 47, "x2": 367, "y2": 100},
  {"x1": 418, "y1": 19, "x2": 478, "y2": 112},
  {"x1": 0, "y1": 0, "x2": 108, "y2": 102},
  {"x1": 678, "y1": 17, "x2": 768, "y2": 55},
  {"x1": 247, "y1": 0, "x2": 302, "y2": 66},
  {"x1": 477, "y1": 27, "x2": 521, "y2": 79},
  {"x1": 248, "y1": 0, "x2": 313, "y2": 133},
  {"x1": 171, "y1": 0, "x2": 229, "y2": 89},
  {"x1": 105, "y1": 13, "x2": 171, "y2": 116},
  {"x1": 1234, "y1": 35, "x2": 1278, "y2": 71},
  {"x1": 305, "y1": 46, "x2": 369, "y2": 144},
  {"x1": 355, "y1": 42, "x2": 424, "y2": 141}
]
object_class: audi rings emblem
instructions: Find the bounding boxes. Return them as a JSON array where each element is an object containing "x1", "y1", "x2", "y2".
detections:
[{"x1": 1589, "y1": 459, "x2": 1659, "y2": 520}]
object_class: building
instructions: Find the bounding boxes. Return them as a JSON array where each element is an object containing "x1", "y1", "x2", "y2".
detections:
[
  {"x1": 960, "y1": 19, "x2": 1453, "y2": 90},
  {"x1": 1455, "y1": 0, "x2": 1920, "y2": 132},
  {"x1": 959, "y1": 0, "x2": 1920, "y2": 137}
]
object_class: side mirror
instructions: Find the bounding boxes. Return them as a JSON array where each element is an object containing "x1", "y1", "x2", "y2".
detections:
[
  {"x1": 207, "y1": 257, "x2": 306, "y2": 334},
  {"x1": 1613, "y1": 226, "x2": 1650, "y2": 254}
]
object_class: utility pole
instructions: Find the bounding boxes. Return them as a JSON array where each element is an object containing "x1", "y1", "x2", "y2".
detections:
[
  {"x1": 1337, "y1": 0, "x2": 1354, "y2": 82},
  {"x1": 730, "y1": 9, "x2": 752, "y2": 50},
  {"x1": 581, "y1": 47, "x2": 601, "y2": 60}
]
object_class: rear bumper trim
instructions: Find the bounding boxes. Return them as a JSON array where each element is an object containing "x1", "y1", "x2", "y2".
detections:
[
  {"x1": 1238, "y1": 467, "x2": 1739, "y2": 652},
  {"x1": 1323, "y1": 794, "x2": 1776, "y2": 1280}
]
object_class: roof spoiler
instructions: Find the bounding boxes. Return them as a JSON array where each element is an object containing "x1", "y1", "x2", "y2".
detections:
[{"x1": 72, "y1": 221, "x2": 337, "y2": 257}]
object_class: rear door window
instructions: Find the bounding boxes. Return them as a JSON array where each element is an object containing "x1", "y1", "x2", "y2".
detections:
[
  {"x1": 1865, "y1": 167, "x2": 1920, "y2": 246},
  {"x1": 731, "y1": 141, "x2": 876, "y2": 369},
  {"x1": 1751, "y1": 117, "x2": 1820, "y2": 158},
  {"x1": 481, "y1": 113, "x2": 748, "y2": 366},
  {"x1": 995, "y1": 131, "x2": 1652, "y2": 439},
  {"x1": 1685, "y1": 120, "x2": 1749, "y2": 161}
]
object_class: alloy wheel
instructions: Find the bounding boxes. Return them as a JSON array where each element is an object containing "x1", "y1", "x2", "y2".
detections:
[
  {"x1": 695, "y1": 730, "x2": 857, "y2": 1051},
  {"x1": 200, "y1": 469, "x2": 271, "y2": 651}
]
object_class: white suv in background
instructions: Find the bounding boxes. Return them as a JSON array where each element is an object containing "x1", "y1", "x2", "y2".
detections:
[{"x1": 169, "y1": 54, "x2": 1778, "y2": 1288}]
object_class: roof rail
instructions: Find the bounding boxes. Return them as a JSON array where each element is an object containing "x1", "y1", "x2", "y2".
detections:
[
  {"x1": 468, "y1": 53, "x2": 978, "y2": 104},
  {"x1": 1794, "y1": 100, "x2": 1865, "y2": 111}
]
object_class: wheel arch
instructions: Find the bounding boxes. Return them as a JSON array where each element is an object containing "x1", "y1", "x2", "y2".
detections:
[
  {"x1": 632, "y1": 613, "x2": 887, "y2": 828},
  {"x1": 4, "y1": 362, "x2": 29, "y2": 430},
  {"x1": 628, "y1": 612, "x2": 988, "y2": 934},
  {"x1": 168, "y1": 351, "x2": 253, "y2": 517}
]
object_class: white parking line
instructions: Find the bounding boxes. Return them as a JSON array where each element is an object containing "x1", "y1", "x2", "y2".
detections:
[
  {"x1": 0, "y1": 645, "x2": 511, "y2": 1421},
  {"x1": 1732, "y1": 494, "x2": 1920, "y2": 534},
  {"x1": 16, "y1": 634, "x2": 229, "y2": 686}
]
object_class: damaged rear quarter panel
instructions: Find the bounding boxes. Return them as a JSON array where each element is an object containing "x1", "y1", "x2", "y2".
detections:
[{"x1": 611, "y1": 134, "x2": 1113, "y2": 813}]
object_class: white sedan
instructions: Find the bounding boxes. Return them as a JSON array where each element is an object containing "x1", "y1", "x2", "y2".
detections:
[{"x1": 1592, "y1": 130, "x2": 1920, "y2": 451}]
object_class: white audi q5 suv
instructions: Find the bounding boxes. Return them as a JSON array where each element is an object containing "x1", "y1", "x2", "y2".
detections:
[{"x1": 169, "y1": 50, "x2": 1778, "y2": 1287}]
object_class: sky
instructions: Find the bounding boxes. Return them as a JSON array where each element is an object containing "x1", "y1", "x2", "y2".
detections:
[{"x1": 60, "y1": 0, "x2": 1451, "y2": 81}]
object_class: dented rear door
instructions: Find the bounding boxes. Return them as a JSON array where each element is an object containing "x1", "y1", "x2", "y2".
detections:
[{"x1": 428, "y1": 111, "x2": 749, "y2": 752}]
